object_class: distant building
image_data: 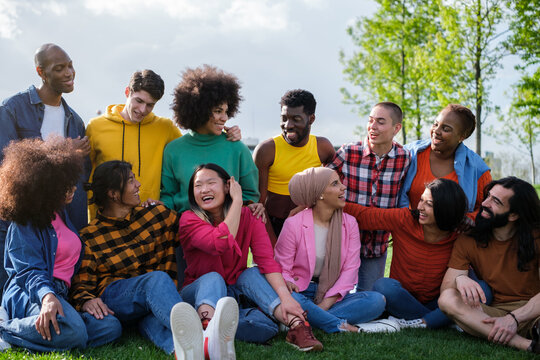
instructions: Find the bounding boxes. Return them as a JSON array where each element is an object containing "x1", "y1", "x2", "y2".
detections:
[{"x1": 243, "y1": 137, "x2": 259, "y2": 151}]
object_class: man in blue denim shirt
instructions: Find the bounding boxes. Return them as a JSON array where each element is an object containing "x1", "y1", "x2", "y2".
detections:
[{"x1": 0, "y1": 44, "x2": 90, "y2": 300}]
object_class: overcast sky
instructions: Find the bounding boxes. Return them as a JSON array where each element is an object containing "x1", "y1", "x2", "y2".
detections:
[{"x1": 0, "y1": 0, "x2": 526, "y2": 157}]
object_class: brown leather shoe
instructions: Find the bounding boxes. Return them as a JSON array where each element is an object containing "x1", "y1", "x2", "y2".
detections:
[{"x1": 285, "y1": 321, "x2": 323, "y2": 352}]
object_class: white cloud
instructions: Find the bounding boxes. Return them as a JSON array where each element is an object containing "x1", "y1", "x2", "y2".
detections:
[
  {"x1": 0, "y1": 0, "x2": 20, "y2": 38},
  {"x1": 0, "y1": 0, "x2": 68, "y2": 38},
  {"x1": 220, "y1": 0, "x2": 289, "y2": 31},
  {"x1": 84, "y1": 0, "x2": 290, "y2": 32}
]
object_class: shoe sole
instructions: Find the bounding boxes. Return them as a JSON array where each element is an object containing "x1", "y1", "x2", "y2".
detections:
[
  {"x1": 286, "y1": 341, "x2": 323, "y2": 352},
  {"x1": 170, "y1": 302, "x2": 204, "y2": 360},
  {"x1": 356, "y1": 319, "x2": 400, "y2": 333},
  {"x1": 209, "y1": 297, "x2": 239, "y2": 360}
]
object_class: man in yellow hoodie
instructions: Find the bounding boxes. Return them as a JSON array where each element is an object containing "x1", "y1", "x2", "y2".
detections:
[{"x1": 86, "y1": 69, "x2": 240, "y2": 218}]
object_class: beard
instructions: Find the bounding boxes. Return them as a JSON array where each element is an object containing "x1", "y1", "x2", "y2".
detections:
[{"x1": 474, "y1": 207, "x2": 511, "y2": 233}]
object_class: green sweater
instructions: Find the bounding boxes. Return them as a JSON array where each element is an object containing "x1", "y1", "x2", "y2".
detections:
[{"x1": 160, "y1": 131, "x2": 260, "y2": 213}]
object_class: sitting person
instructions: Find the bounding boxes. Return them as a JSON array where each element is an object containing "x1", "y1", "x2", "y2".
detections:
[
  {"x1": 274, "y1": 167, "x2": 388, "y2": 333},
  {"x1": 70, "y1": 160, "x2": 238, "y2": 357},
  {"x1": 345, "y1": 178, "x2": 491, "y2": 329},
  {"x1": 439, "y1": 177, "x2": 540, "y2": 354},
  {"x1": 179, "y1": 163, "x2": 322, "y2": 352},
  {"x1": 0, "y1": 137, "x2": 121, "y2": 352}
]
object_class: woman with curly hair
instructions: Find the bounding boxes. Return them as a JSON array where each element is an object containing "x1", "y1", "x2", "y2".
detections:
[
  {"x1": 0, "y1": 137, "x2": 121, "y2": 352},
  {"x1": 160, "y1": 65, "x2": 260, "y2": 215}
]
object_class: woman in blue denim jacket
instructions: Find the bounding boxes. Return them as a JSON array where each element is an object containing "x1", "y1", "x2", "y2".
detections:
[{"x1": 0, "y1": 137, "x2": 121, "y2": 352}]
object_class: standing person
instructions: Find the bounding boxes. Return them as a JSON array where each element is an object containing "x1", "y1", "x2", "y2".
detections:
[
  {"x1": 0, "y1": 138, "x2": 121, "y2": 352},
  {"x1": 399, "y1": 104, "x2": 491, "y2": 216},
  {"x1": 327, "y1": 102, "x2": 410, "y2": 291},
  {"x1": 161, "y1": 65, "x2": 259, "y2": 214},
  {"x1": 274, "y1": 167, "x2": 388, "y2": 334},
  {"x1": 0, "y1": 43, "x2": 90, "y2": 299},
  {"x1": 179, "y1": 164, "x2": 323, "y2": 352},
  {"x1": 86, "y1": 69, "x2": 242, "y2": 218},
  {"x1": 253, "y1": 89, "x2": 335, "y2": 242},
  {"x1": 345, "y1": 179, "x2": 490, "y2": 329},
  {"x1": 439, "y1": 177, "x2": 540, "y2": 355},
  {"x1": 70, "y1": 160, "x2": 237, "y2": 357}
]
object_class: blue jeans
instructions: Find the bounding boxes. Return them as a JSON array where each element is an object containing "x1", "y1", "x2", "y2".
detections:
[
  {"x1": 291, "y1": 282, "x2": 385, "y2": 333},
  {"x1": 373, "y1": 275, "x2": 493, "y2": 329},
  {"x1": 0, "y1": 279, "x2": 121, "y2": 352},
  {"x1": 180, "y1": 268, "x2": 279, "y2": 343},
  {"x1": 356, "y1": 252, "x2": 388, "y2": 291},
  {"x1": 101, "y1": 271, "x2": 182, "y2": 354}
]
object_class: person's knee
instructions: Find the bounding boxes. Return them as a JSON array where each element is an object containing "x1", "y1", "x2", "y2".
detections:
[
  {"x1": 56, "y1": 313, "x2": 88, "y2": 349},
  {"x1": 368, "y1": 291, "x2": 387, "y2": 314},
  {"x1": 201, "y1": 272, "x2": 226, "y2": 288},
  {"x1": 101, "y1": 315, "x2": 123, "y2": 343},
  {"x1": 372, "y1": 277, "x2": 400, "y2": 298},
  {"x1": 146, "y1": 271, "x2": 176, "y2": 290},
  {"x1": 438, "y1": 288, "x2": 461, "y2": 315}
]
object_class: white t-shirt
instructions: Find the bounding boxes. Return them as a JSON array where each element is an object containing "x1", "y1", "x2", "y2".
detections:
[{"x1": 41, "y1": 104, "x2": 65, "y2": 139}]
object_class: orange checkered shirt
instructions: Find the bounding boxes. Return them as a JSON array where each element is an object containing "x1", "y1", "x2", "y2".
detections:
[{"x1": 70, "y1": 205, "x2": 179, "y2": 310}]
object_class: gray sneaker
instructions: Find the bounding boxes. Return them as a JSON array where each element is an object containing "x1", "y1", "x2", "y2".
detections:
[
  {"x1": 388, "y1": 316, "x2": 426, "y2": 329},
  {"x1": 0, "y1": 307, "x2": 12, "y2": 351},
  {"x1": 356, "y1": 318, "x2": 400, "y2": 333}
]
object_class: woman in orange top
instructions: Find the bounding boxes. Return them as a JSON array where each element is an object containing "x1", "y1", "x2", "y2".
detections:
[
  {"x1": 398, "y1": 104, "x2": 491, "y2": 217},
  {"x1": 346, "y1": 178, "x2": 491, "y2": 329}
]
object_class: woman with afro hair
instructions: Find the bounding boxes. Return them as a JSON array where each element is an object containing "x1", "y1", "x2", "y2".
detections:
[
  {"x1": 0, "y1": 137, "x2": 121, "y2": 352},
  {"x1": 160, "y1": 65, "x2": 261, "y2": 216}
]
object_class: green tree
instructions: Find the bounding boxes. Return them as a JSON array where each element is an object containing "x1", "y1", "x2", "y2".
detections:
[
  {"x1": 491, "y1": 81, "x2": 539, "y2": 183},
  {"x1": 443, "y1": 0, "x2": 506, "y2": 155},
  {"x1": 341, "y1": 0, "x2": 443, "y2": 144}
]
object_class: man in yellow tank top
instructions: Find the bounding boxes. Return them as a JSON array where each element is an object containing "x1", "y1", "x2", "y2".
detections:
[{"x1": 253, "y1": 90, "x2": 335, "y2": 244}]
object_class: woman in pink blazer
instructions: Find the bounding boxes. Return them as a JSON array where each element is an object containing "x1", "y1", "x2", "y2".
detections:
[{"x1": 274, "y1": 167, "x2": 388, "y2": 333}]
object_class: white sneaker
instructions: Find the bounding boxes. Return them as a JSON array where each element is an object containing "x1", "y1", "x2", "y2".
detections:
[
  {"x1": 0, "y1": 306, "x2": 11, "y2": 351},
  {"x1": 356, "y1": 318, "x2": 400, "y2": 333},
  {"x1": 388, "y1": 316, "x2": 426, "y2": 329},
  {"x1": 203, "y1": 297, "x2": 239, "y2": 360},
  {"x1": 170, "y1": 302, "x2": 204, "y2": 360},
  {"x1": 449, "y1": 323, "x2": 464, "y2": 332}
]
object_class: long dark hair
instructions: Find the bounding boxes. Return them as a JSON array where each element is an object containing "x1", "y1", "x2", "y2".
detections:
[
  {"x1": 86, "y1": 160, "x2": 133, "y2": 209},
  {"x1": 411, "y1": 178, "x2": 468, "y2": 231},
  {"x1": 188, "y1": 163, "x2": 232, "y2": 224},
  {"x1": 471, "y1": 177, "x2": 539, "y2": 271}
]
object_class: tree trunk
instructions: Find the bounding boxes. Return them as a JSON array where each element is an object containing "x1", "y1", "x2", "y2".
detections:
[
  {"x1": 475, "y1": 0, "x2": 483, "y2": 156},
  {"x1": 528, "y1": 119, "x2": 536, "y2": 183}
]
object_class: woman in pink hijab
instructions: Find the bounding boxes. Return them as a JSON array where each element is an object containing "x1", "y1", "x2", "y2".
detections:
[{"x1": 274, "y1": 167, "x2": 395, "y2": 333}]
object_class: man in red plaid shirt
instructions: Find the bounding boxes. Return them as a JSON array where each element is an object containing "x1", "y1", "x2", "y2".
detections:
[{"x1": 327, "y1": 102, "x2": 410, "y2": 291}]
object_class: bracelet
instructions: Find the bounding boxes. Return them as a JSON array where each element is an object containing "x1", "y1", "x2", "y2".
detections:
[{"x1": 507, "y1": 312, "x2": 519, "y2": 327}]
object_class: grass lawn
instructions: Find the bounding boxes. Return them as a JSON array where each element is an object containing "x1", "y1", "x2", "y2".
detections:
[{"x1": 2, "y1": 244, "x2": 537, "y2": 359}]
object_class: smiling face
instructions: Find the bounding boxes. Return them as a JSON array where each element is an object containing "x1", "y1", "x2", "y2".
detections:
[
  {"x1": 122, "y1": 89, "x2": 157, "y2": 124},
  {"x1": 417, "y1": 188, "x2": 435, "y2": 226},
  {"x1": 38, "y1": 47, "x2": 75, "y2": 95},
  {"x1": 119, "y1": 171, "x2": 141, "y2": 207},
  {"x1": 193, "y1": 168, "x2": 228, "y2": 217},
  {"x1": 430, "y1": 109, "x2": 466, "y2": 154},
  {"x1": 197, "y1": 103, "x2": 228, "y2": 135},
  {"x1": 280, "y1": 105, "x2": 313, "y2": 146},
  {"x1": 366, "y1": 105, "x2": 401, "y2": 150},
  {"x1": 318, "y1": 171, "x2": 347, "y2": 210}
]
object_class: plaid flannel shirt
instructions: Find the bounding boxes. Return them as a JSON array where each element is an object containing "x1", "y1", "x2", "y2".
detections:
[
  {"x1": 327, "y1": 140, "x2": 410, "y2": 258},
  {"x1": 70, "y1": 205, "x2": 179, "y2": 310}
]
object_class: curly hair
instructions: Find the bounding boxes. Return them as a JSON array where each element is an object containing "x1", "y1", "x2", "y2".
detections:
[
  {"x1": 280, "y1": 89, "x2": 316, "y2": 115},
  {"x1": 441, "y1": 104, "x2": 476, "y2": 139},
  {"x1": 172, "y1": 65, "x2": 242, "y2": 130},
  {"x1": 129, "y1": 69, "x2": 165, "y2": 101},
  {"x1": 0, "y1": 137, "x2": 83, "y2": 228}
]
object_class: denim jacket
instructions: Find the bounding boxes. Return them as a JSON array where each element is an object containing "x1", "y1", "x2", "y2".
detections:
[
  {"x1": 0, "y1": 85, "x2": 90, "y2": 231},
  {"x1": 398, "y1": 139, "x2": 490, "y2": 212},
  {"x1": 1, "y1": 211, "x2": 84, "y2": 319}
]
